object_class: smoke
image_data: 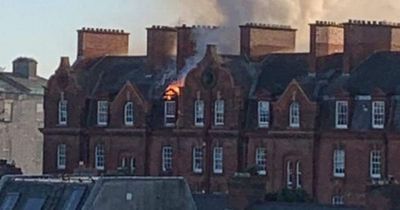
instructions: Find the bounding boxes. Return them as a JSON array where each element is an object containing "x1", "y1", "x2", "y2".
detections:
[{"x1": 175, "y1": 0, "x2": 400, "y2": 51}]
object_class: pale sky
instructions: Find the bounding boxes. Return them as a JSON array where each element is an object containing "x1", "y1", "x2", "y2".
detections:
[{"x1": 1, "y1": 0, "x2": 400, "y2": 78}]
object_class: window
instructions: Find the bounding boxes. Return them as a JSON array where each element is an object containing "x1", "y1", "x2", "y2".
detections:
[
  {"x1": 164, "y1": 101, "x2": 176, "y2": 127},
  {"x1": 3, "y1": 100, "x2": 13, "y2": 122},
  {"x1": 335, "y1": 101, "x2": 348, "y2": 129},
  {"x1": 255, "y1": 148, "x2": 266, "y2": 175},
  {"x1": 97, "y1": 101, "x2": 108, "y2": 126},
  {"x1": 95, "y1": 144, "x2": 105, "y2": 170},
  {"x1": 124, "y1": 102, "x2": 134, "y2": 126},
  {"x1": 162, "y1": 146, "x2": 173, "y2": 172},
  {"x1": 57, "y1": 144, "x2": 66, "y2": 169},
  {"x1": 58, "y1": 100, "x2": 67, "y2": 125},
  {"x1": 192, "y1": 147, "x2": 203, "y2": 173},
  {"x1": 258, "y1": 101, "x2": 270, "y2": 128},
  {"x1": 332, "y1": 195, "x2": 344, "y2": 205},
  {"x1": 287, "y1": 161, "x2": 293, "y2": 189},
  {"x1": 372, "y1": 101, "x2": 385, "y2": 129},
  {"x1": 370, "y1": 150, "x2": 382, "y2": 179},
  {"x1": 333, "y1": 149, "x2": 345, "y2": 177},
  {"x1": 214, "y1": 100, "x2": 224, "y2": 126},
  {"x1": 213, "y1": 147, "x2": 223, "y2": 174},
  {"x1": 194, "y1": 100, "x2": 205, "y2": 127},
  {"x1": 289, "y1": 102, "x2": 300, "y2": 128},
  {"x1": 296, "y1": 161, "x2": 302, "y2": 188}
]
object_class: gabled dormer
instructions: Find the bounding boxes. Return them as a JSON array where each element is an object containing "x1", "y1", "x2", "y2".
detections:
[
  {"x1": 272, "y1": 79, "x2": 317, "y2": 130},
  {"x1": 110, "y1": 81, "x2": 148, "y2": 128}
]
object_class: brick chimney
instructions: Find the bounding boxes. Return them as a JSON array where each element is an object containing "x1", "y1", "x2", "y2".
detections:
[
  {"x1": 240, "y1": 23, "x2": 296, "y2": 60},
  {"x1": 77, "y1": 27, "x2": 129, "y2": 60},
  {"x1": 343, "y1": 20, "x2": 400, "y2": 74},
  {"x1": 309, "y1": 21, "x2": 344, "y2": 74},
  {"x1": 12, "y1": 57, "x2": 37, "y2": 78},
  {"x1": 146, "y1": 25, "x2": 177, "y2": 72}
]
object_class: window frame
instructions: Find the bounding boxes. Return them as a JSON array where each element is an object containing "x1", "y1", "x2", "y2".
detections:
[
  {"x1": 372, "y1": 101, "x2": 385, "y2": 129},
  {"x1": 57, "y1": 144, "x2": 66, "y2": 170},
  {"x1": 296, "y1": 161, "x2": 302, "y2": 189},
  {"x1": 333, "y1": 149, "x2": 345, "y2": 178},
  {"x1": 58, "y1": 100, "x2": 68, "y2": 125},
  {"x1": 192, "y1": 147, "x2": 203, "y2": 173},
  {"x1": 95, "y1": 144, "x2": 105, "y2": 170},
  {"x1": 258, "y1": 101, "x2": 270, "y2": 128},
  {"x1": 255, "y1": 147, "x2": 266, "y2": 175},
  {"x1": 332, "y1": 195, "x2": 344, "y2": 206},
  {"x1": 286, "y1": 161, "x2": 293, "y2": 189},
  {"x1": 370, "y1": 150, "x2": 382, "y2": 179},
  {"x1": 124, "y1": 102, "x2": 134, "y2": 126},
  {"x1": 162, "y1": 146, "x2": 173, "y2": 172},
  {"x1": 164, "y1": 101, "x2": 176, "y2": 127},
  {"x1": 214, "y1": 100, "x2": 225, "y2": 126},
  {"x1": 289, "y1": 102, "x2": 300, "y2": 128},
  {"x1": 335, "y1": 101, "x2": 348, "y2": 129},
  {"x1": 213, "y1": 147, "x2": 223, "y2": 174},
  {"x1": 97, "y1": 101, "x2": 109, "y2": 126},
  {"x1": 194, "y1": 100, "x2": 205, "y2": 127}
]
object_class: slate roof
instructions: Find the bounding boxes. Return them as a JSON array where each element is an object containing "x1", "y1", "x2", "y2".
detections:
[
  {"x1": 193, "y1": 193, "x2": 229, "y2": 210},
  {"x1": 248, "y1": 202, "x2": 363, "y2": 210},
  {"x1": 0, "y1": 175, "x2": 196, "y2": 210},
  {"x1": 0, "y1": 72, "x2": 47, "y2": 95}
]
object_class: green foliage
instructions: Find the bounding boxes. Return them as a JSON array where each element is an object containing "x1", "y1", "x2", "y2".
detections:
[{"x1": 276, "y1": 188, "x2": 312, "y2": 203}]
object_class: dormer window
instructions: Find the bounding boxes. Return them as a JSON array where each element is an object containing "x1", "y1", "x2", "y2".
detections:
[
  {"x1": 214, "y1": 100, "x2": 224, "y2": 126},
  {"x1": 194, "y1": 100, "x2": 204, "y2": 127},
  {"x1": 58, "y1": 99, "x2": 67, "y2": 125},
  {"x1": 164, "y1": 101, "x2": 176, "y2": 127},
  {"x1": 97, "y1": 101, "x2": 109, "y2": 126},
  {"x1": 289, "y1": 102, "x2": 300, "y2": 128},
  {"x1": 258, "y1": 101, "x2": 270, "y2": 128},
  {"x1": 124, "y1": 102, "x2": 134, "y2": 126},
  {"x1": 372, "y1": 101, "x2": 385, "y2": 129},
  {"x1": 335, "y1": 101, "x2": 348, "y2": 129}
]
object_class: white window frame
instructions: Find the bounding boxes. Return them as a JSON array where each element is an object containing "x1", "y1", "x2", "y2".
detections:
[
  {"x1": 192, "y1": 147, "x2": 203, "y2": 173},
  {"x1": 255, "y1": 147, "x2": 266, "y2": 175},
  {"x1": 213, "y1": 147, "x2": 223, "y2": 174},
  {"x1": 164, "y1": 101, "x2": 176, "y2": 127},
  {"x1": 258, "y1": 101, "x2": 270, "y2": 128},
  {"x1": 3, "y1": 100, "x2": 13, "y2": 122},
  {"x1": 335, "y1": 101, "x2": 348, "y2": 129},
  {"x1": 57, "y1": 144, "x2": 66, "y2": 170},
  {"x1": 124, "y1": 102, "x2": 134, "y2": 126},
  {"x1": 286, "y1": 161, "x2": 293, "y2": 189},
  {"x1": 372, "y1": 101, "x2": 385, "y2": 129},
  {"x1": 95, "y1": 144, "x2": 105, "y2": 170},
  {"x1": 370, "y1": 150, "x2": 382, "y2": 179},
  {"x1": 58, "y1": 100, "x2": 68, "y2": 125},
  {"x1": 162, "y1": 146, "x2": 173, "y2": 172},
  {"x1": 332, "y1": 195, "x2": 344, "y2": 205},
  {"x1": 214, "y1": 100, "x2": 224, "y2": 126},
  {"x1": 296, "y1": 161, "x2": 302, "y2": 189},
  {"x1": 289, "y1": 102, "x2": 300, "y2": 128},
  {"x1": 194, "y1": 100, "x2": 205, "y2": 127},
  {"x1": 97, "y1": 101, "x2": 109, "y2": 126},
  {"x1": 333, "y1": 149, "x2": 345, "y2": 177}
]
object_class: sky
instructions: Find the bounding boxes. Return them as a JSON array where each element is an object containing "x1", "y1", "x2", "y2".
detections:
[{"x1": 1, "y1": 0, "x2": 400, "y2": 78}]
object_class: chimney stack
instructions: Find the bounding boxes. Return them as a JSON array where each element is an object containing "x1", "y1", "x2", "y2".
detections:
[
  {"x1": 146, "y1": 26, "x2": 177, "y2": 73},
  {"x1": 309, "y1": 21, "x2": 344, "y2": 74},
  {"x1": 343, "y1": 20, "x2": 400, "y2": 74},
  {"x1": 77, "y1": 27, "x2": 130, "y2": 60},
  {"x1": 240, "y1": 23, "x2": 296, "y2": 60},
  {"x1": 12, "y1": 57, "x2": 37, "y2": 78}
]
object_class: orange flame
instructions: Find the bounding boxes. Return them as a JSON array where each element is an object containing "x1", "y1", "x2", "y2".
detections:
[{"x1": 164, "y1": 78, "x2": 184, "y2": 100}]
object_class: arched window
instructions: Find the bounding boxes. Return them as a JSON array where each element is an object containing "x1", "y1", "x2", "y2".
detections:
[
  {"x1": 124, "y1": 102, "x2": 134, "y2": 126},
  {"x1": 289, "y1": 102, "x2": 300, "y2": 128},
  {"x1": 296, "y1": 161, "x2": 302, "y2": 188},
  {"x1": 287, "y1": 161, "x2": 293, "y2": 189},
  {"x1": 214, "y1": 100, "x2": 225, "y2": 126}
]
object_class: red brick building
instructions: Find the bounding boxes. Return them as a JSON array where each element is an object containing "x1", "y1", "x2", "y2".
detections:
[{"x1": 42, "y1": 20, "x2": 400, "y2": 207}]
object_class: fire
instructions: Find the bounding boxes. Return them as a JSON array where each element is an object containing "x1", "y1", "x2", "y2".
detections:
[{"x1": 164, "y1": 79, "x2": 184, "y2": 100}]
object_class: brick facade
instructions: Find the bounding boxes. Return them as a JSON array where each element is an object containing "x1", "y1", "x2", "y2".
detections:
[{"x1": 42, "y1": 20, "x2": 400, "y2": 208}]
